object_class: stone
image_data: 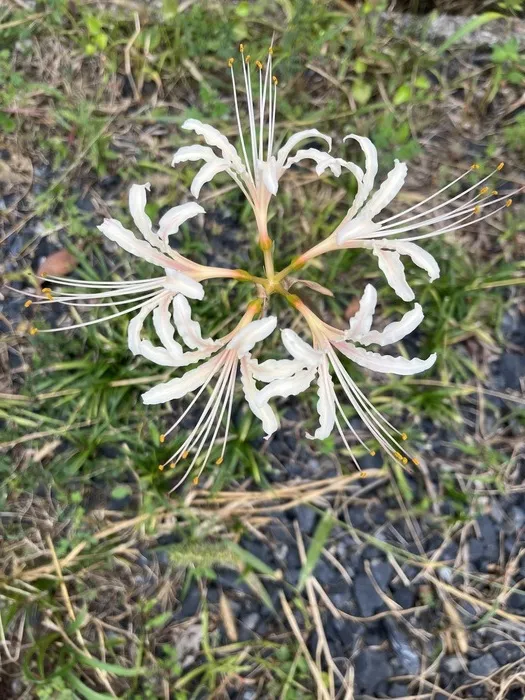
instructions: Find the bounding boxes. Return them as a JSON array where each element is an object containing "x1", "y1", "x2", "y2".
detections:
[
  {"x1": 354, "y1": 649, "x2": 391, "y2": 694},
  {"x1": 469, "y1": 653, "x2": 499, "y2": 676},
  {"x1": 389, "y1": 683, "x2": 410, "y2": 698},
  {"x1": 354, "y1": 574, "x2": 384, "y2": 617},
  {"x1": 293, "y1": 504, "x2": 317, "y2": 535},
  {"x1": 492, "y1": 642, "x2": 522, "y2": 665}
]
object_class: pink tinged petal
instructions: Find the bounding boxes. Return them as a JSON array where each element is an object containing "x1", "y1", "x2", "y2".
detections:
[
  {"x1": 240, "y1": 358, "x2": 279, "y2": 438},
  {"x1": 281, "y1": 329, "x2": 323, "y2": 367},
  {"x1": 98, "y1": 219, "x2": 174, "y2": 269},
  {"x1": 343, "y1": 134, "x2": 378, "y2": 207},
  {"x1": 359, "y1": 303, "x2": 424, "y2": 347},
  {"x1": 227, "y1": 316, "x2": 278, "y2": 357},
  {"x1": 157, "y1": 202, "x2": 205, "y2": 243},
  {"x1": 129, "y1": 183, "x2": 159, "y2": 248},
  {"x1": 373, "y1": 247, "x2": 414, "y2": 302},
  {"x1": 381, "y1": 240, "x2": 440, "y2": 283},
  {"x1": 257, "y1": 367, "x2": 317, "y2": 405},
  {"x1": 190, "y1": 159, "x2": 231, "y2": 198},
  {"x1": 276, "y1": 129, "x2": 332, "y2": 168},
  {"x1": 181, "y1": 118, "x2": 245, "y2": 173},
  {"x1": 306, "y1": 359, "x2": 335, "y2": 440},
  {"x1": 248, "y1": 358, "x2": 306, "y2": 382},
  {"x1": 360, "y1": 159, "x2": 408, "y2": 221},
  {"x1": 346, "y1": 284, "x2": 377, "y2": 340},
  {"x1": 141, "y1": 354, "x2": 223, "y2": 404},
  {"x1": 260, "y1": 158, "x2": 279, "y2": 195},
  {"x1": 335, "y1": 341, "x2": 437, "y2": 375},
  {"x1": 171, "y1": 294, "x2": 218, "y2": 351},
  {"x1": 164, "y1": 270, "x2": 204, "y2": 300},
  {"x1": 171, "y1": 144, "x2": 220, "y2": 165},
  {"x1": 284, "y1": 149, "x2": 342, "y2": 177}
]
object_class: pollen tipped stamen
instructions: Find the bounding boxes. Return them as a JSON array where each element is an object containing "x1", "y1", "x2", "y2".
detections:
[{"x1": 230, "y1": 63, "x2": 255, "y2": 185}]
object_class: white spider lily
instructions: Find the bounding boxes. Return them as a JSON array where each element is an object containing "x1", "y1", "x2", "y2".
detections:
[
  {"x1": 257, "y1": 287, "x2": 435, "y2": 467},
  {"x1": 141, "y1": 309, "x2": 280, "y2": 490},
  {"x1": 24, "y1": 184, "x2": 239, "y2": 335},
  {"x1": 171, "y1": 45, "x2": 332, "y2": 216},
  {"x1": 294, "y1": 137, "x2": 513, "y2": 301}
]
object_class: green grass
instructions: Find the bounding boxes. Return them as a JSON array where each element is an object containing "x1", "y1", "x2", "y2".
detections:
[{"x1": 1, "y1": 0, "x2": 524, "y2": 696}]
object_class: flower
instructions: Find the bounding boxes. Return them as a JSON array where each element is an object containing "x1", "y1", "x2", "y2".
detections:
[
  {"x1": 171, "y1": 45, "x2": 333, "y2": 231},
  {"x1": 256, "y1": 287, "x2": 435, "y2": 468},
  {"x1": 140, "y1": 307, "x2": 280, "y2": 490},
  {"x1": 24, "y1": 183, "x2": 243, "y2": 335},
  {"x1": 284, "y1": 139, "x2": 514, "y2": 302}
]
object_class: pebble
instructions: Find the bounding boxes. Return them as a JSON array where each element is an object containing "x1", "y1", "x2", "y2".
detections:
[
  {"x1": 354, "y1": 649, "x2": 391, "y2": 693},
  {"x1": 469, "y1": 653, "x2": 499, "y2": 676}
]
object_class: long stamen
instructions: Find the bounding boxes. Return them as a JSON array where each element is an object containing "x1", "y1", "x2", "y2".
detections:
[
  {"x1": 268, "y1": 76, "x2": 278, "y2": 160},
  {"x1": 241, "y1": 50, "x2": 258, "y2": 178},
  {"x1": 229, "y1": 55, "x2": 254, "y2": 184},
  {"x1": 217, "y1": 354, "x2": 239, "y2": 463}
]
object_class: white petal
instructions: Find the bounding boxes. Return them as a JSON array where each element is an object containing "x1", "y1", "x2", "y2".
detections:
[
  {"x1": 128, "y1": 299, "x2": 157, "y2": 356},
  {"x1": 281, "y1": 329, "x2": 323, "y2": 367},
  {"x1": 346, "y1": 284, "x2": 377, "y2": 340},
  {"x1": 240, "y1": 358, "x2": 279, "y2": 438},
  {"x1": 158, "y1": 202, "x2": 205, "y2": 243},
  {"x1": 248, "y1": 358, "x2": 306, "y2": 382},
  {"x1": 276, "y1": 129, "x2": 332, "y2": 168},
  {"x1": 182, "y1": 118, "x2": 245, "y2": 173},
  {"x1": 335, "y1": 341, "x2": 437, "y2": 375},
  {"x1": 98, "y1": 219, "x2": 174, "y2": 269},
  {"x1": 342, "y1": 135, "x2": 378, "y2": 213},
  {"x1": 129, "y1": 183, "x2": 160, "y2": 248},
  {"x1": 152, "y1": 296, "x2": 184, "y2": 357},
  {"x1": 257, "y1": 367, "x2": 317, "y2": 404},
  {"x1": 260, "y1": 157, "x2": 279, "y2": 195},
  {"x1": 336, "y1": 215, "x2": 382, "y2": 245},
  {"x1": 141, "y1": 354, "x2": 223, "y2": 404},
  {"x1": 359, "y1": 159, "x2": 407, "y2": 221},
  {"x1": 381, "y1": 240, "x2": 440, "y2": 283},
  {"x1": 227, "y1": 316, "x2": 277, "y2": 357},
  {"x1": 164, "y1": 269, "x2": 204, "y2": 300},
  {"x1": 359, "y1": 303, "x2": 424, "y2": 347},
  {"x1": 374, "y1": 247, "x2": 414, "y2": 302},
  {"x1": 128, "y1": 299, "x2": 184, "y2": 367},
  {"x1": 284, "y1": 149, "x2": 341, "y2": 177},
  {"x1": 190, "y1": 159, "x2": 231, "y2": 198},
  {"x1": 171, "y1": 294, "x2": 218, "y2": 351},
  {"x1": 172, "y1": 144, "x2": 221, "y2": 165},
  {"x1": 306, "y1": 359, "x2": 335, "y2": 440}
]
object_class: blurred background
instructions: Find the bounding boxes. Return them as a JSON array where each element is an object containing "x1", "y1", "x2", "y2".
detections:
[{"x1": 1, "y1": 0, "x2": 524, "y2": 698}]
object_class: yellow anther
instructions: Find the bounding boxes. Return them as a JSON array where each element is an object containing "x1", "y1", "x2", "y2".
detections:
[
  {"x1": 24, "y1": 300, "x2": 32, "y2": 308},
  {"x1": 182, "y1": 451, "x2": 189, "y2": 459},
  {"x1": 412, "y1": 458, "x2": 420, "y2": 466},
  {"x1": 268, "y1": 46, "x2": 273, "y2": 55},
  {"x1": 471, "y1": 164, "x2": 480, "y2": 170},
  {"x1": 479, "y1": 186, "x2": 489, "y2": 195},
  {"x1": 255, "y1": 60, "x2": 263, "y2": 70},
  {"x1": 228, "y1": 57, "x2": 234, "y2": 67},
  {"x1": 29, "y1": 327, "x2": 38, "y2": 335},
  {"x1": 239, "y1": 43, "x2": 244, "y2": 53},
  {"x1": 369, "y1": 450, "x2": 376, "y2": 456},
  {"x1": 402, "y1": 457, "x2": 408, "y2": 465},
  {"x1": 159, "y1": 434, "x2": 165, "y2": 443},
  {"x1": 492, "y1": 190, "x2": 498, "y2": 196},
  {"x1": 193, "y1": 476, "x2": 199, "y2": 485},
  {"x1": 473, "y1": 206, "x2": 481, "y2": 214},
  {"x1": 169, "y1": 462, "x2": 176, "y2": 469},
  {"x1": 401, "y1": 432, "x2": 408, "y2": 441},
  {"x1": 394, "y1": 451, "x2": 402, "y2": 459},
  {"x1": 506, "y1": 199, "x2": 512, "y2": 207},
  {"x1": 360, "y1": 471, "x2": 367, "y2": 478},
  {"x1": 158, "y1": 464, "x2": 164, "y2": 471},
  {"x1": 272, "y1": 75, "x2": 278, "y2": 85},
  {"x1": 41, "y1": 287, "x2": 51, "y2": 293},
  {"x1": 497, "y1": 162, "x2": 504, "y2": 171},
  {"x1": 215, "y1": 456, "x2": 224, "y2": 465},
  {"x1": 245, "y1": 55, "x2": 251, "y2": 63}
]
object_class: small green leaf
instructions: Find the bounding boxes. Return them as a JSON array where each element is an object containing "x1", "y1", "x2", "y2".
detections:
[
  {"x1": 352, "y1": 79, "x2": 372, "y2": 105},
  {"x1": 298, "y1": 511, "x2": 334, "y2": 592},
  {"x1": 393, "y1": 84, "x2": 412, "y2": 106},
  {"x1": 414, "y1": 75, "x2": 430, "y2": 90},
  {"x1": 110, "y1": 485, "x2": 132, "y2": 500},
  {"x1": 146, "y1": 612, "x2": 172, "y2": 630}
]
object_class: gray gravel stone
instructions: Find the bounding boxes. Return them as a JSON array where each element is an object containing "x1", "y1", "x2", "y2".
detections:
[
  {"x1": 354, "y1": 574, "x2": 384, "y2": 617},
  {"x1": 354, "y1": 649, "x2": 391, "y2": 694},
  {"x1": 469, "y1": 653, "x2": 499, "y2": 676}
]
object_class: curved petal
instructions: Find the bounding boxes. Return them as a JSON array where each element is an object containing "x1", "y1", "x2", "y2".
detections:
[
  {"x1": 182, "y1": 118, "x2": 245, "y2": 173},
  {"x1": 141, "y1": 353, "x2": 223, "y2": 404},
  {"x1": 248, "y1": 358, "x2": 306, "y2": 382},
  {"x1": 380, "y1": 240, "x2": 440, "y2": 283},
  {"x1": 190, "y1": 159, "x2": 231, "y2": 198},
  {"x1": 228, "y1": 316, "x2": 277, "y2": 357},
  {"x1": 240, "y1": 357, "x2": 279, "y2": 438},
  {"x1": 277, "y1": 129, "x2": 332, "y2": 168},
  {"x1": 336, "y1": 215, "x2": 381, "y2": 245},
  {"x1": 164, "y1": 270, "x2": 204, "y2": 300},
  {"x1": 98, "y1": 219, "x2": 176, "y2": 269},
  {"x1": 359, "y1": 159, "x2": 408, "y2": 221},
  {"x1": 152, "y1": 296, "x2": 184, "y2": 356},
  {"x1": 335, "y1": 341, "x2": 437, "y2": 375},
  {"x1": 342, "y1": 134, "x2": 378, "y2": 213},
  {"x1": 281, "y1": 329, "x2": 323, "y2": 367},
  {"x1": 359, "y1": 303, "x2": 424, "y2": 347},
  {"x1": 128, "y1": 299, "x2": 184, "y2": 367},
  {"x1": 346, "y1": 284, "x2": 377, "y2": 340},
  {"x1": 373, "y1": 247, "x2": 414, "y2": 302},
  {"x1": 284, "y1": 149, "x2": 342, "y2": 177},
  {"x1": 260, "y1": 157, "x2": 279, "y2": 195},
  {"x1": 257, "y1": 367, "x2": 317, "y2": 404},
  {"x1": 172, "y1": 144, "x2": 221, "y2": 165},
  {"x1": 171, "y1": 294, "x2": 218, "y2": 351},
  {"x1": 306, "y1": 358, "x2": 335, "y2": 440},
  {"x1": 129, "y1": 183, "x2": 160, "y2": 249},
  {"x1": 158, "y1": 202, "x2": 205, "y2": 244},
  {"x1": 128, "y1": 299, "x2": 158, "y2": 356}
]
